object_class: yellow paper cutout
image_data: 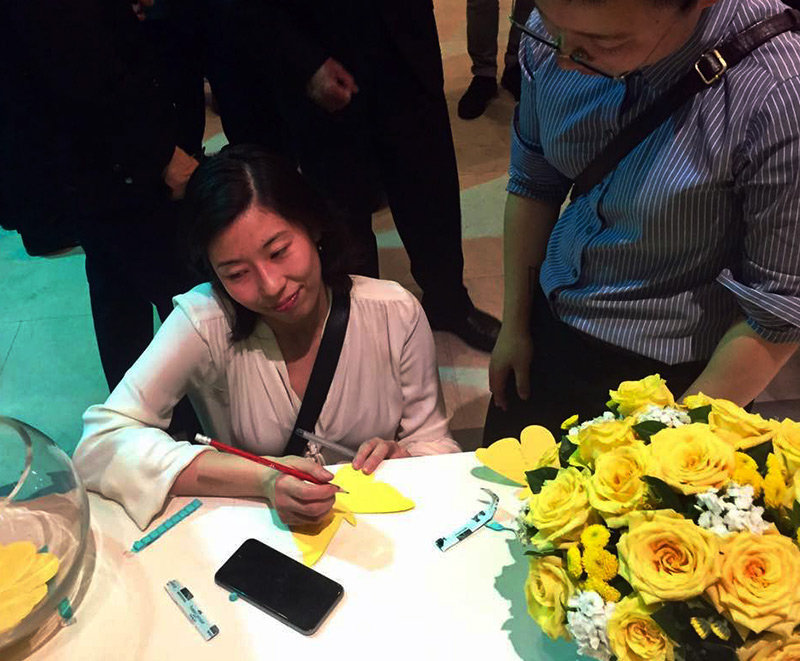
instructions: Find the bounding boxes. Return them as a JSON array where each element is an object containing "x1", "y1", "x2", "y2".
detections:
[
  {"x1": 332, "y1": 466, "x2": 415, "y2": 513},
  {"x1": 0, "y1": 541, "x2": 59, "y2": 632},
  {"x1": 289, "y1": 467, "x2": 414, "y2": 565},
  {"x1": 475, "y1": 425, "x2": 558, "y2": 486},
  {"x1": 292, "y1": 509, "x2": 356, "y2": 566}
]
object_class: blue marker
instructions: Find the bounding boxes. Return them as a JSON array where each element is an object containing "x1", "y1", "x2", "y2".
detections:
[{"x1": 130, "y1": 499, "x2": 202, "y2": 553}]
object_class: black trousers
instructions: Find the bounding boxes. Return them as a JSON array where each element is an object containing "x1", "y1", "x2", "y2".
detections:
[
  {"x1": 274, "y1": 36, "x2": 471, "y2": 313},
  {"x1": 77, "y1": 195, "x2": 201, "y2": 436},
  {"x1": 482, "y1": 288, "x2": 707, "y2": 444},
  {"x1": 77, "y1": 198, "x2": 194, "y2": 390}
]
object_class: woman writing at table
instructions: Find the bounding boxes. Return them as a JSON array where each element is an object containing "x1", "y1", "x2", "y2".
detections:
[{"x1": 73, "y1": 146, "x2": 459, "y2": 531}]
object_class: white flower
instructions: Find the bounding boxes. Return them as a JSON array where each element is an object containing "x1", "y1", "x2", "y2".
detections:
[
  {"x1": 695, "y1": 483, "x2": 770, "y2": 536},
  {"x1": 566, "y1": 591, "x2": 615, "y2": 661},
  {"x1": 695, "y1": 489, "x2": 725, "y2": 516},
  {"x1": 635, "y1": 405, "x2": 691, "y2": 428},
  {"x1": 515, "y1": 503, "x2": 534, "y2": 545},
  {"x1": 568, "y1": 411, "x2": 620, "y2": 439},
  {"x1": 726, "y1": 483, "x2": 754, "y2": 510}
]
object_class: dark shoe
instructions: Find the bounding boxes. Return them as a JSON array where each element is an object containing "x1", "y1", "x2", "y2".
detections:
[
  {"x1": 427, "y1": 306, "x2": 501, "y2": 353},
  {"x1": 500, "y1": 65, "x2": 521, "y2": 102},
  {"x1": 457, "y1": 76, "x2": 498, "y2": 120}
]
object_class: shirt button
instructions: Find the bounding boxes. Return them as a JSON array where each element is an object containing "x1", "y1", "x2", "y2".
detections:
[
  {"x1": 112, "y1": 164, "x2": 121, "y2": 173},
  {"x1": 124, "y1": 177, "x2": 133, "y2": 185},
  {"x1": 571, "y1": 268, "x2": 579, "y2": 278}
]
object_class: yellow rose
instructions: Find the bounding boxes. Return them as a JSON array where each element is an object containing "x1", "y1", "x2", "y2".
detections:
[
  {"x1": 618, "y1": 511, "x2": 719, "y2": 604},
  {"x1": 588, "y1": 445, "x2": 650, "y2": 528},
  {"x1": 683, "y1": 392, "x2": 714, "y2": 410},
  {"x1": 524, "y1": 555, "x2": 576, "y2": 640},
  {"x1": 648, "y1": 424, "x2": 735, "y2": 495},
  {"x1": 526, "y1": 467, "x2": 594, "y2": 547},
  {"x1": 574, "y1": 418, "x2": 638, "y2": 468},
  {"x1": 609, "y1": 375, "x2": 675, "y2": 416},
  {"x1": 706, "y1": 531, "x2": 800, "y2": 638},
  {"x1": 774, "y1": 418, "x2": 800, "y2": 476},
  {"x1": 707, "y1": 399, "x2": 776, "y2": 450},
  {"x1": 737, "y1": 633, "x2": 800, "y2": 661},
  {"x1": 608, "y1": 595, "x2": 674, "y2": 661}
]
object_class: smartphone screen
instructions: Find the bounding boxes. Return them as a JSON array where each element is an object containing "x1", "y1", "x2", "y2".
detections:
[{"x1": 215, "y1": 539, "x2": 344, "y2": 635}]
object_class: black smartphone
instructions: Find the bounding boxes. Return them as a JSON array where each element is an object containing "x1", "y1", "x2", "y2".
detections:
[{"x1": 214, "y1": 538, "x2": 344, "y2": 635}]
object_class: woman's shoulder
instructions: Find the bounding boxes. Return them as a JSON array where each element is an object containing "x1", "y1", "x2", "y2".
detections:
[
  {"x1": 172, "y1": 283, "x2": 233, "y2": 331},
  {"x1": 348, "y1": 275, "x2": 424, "y2": 332},
  {"x1": 349, "y1": 275, "x2": 421, "y2": 309}
]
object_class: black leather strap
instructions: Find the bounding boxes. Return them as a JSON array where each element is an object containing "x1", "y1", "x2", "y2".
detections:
[
  {"x1": 571, "y1": 8, "x2": 800, "y2": 201},
  {"x1": 283, "y1": 287, "x2": 351, "y2": 457}
]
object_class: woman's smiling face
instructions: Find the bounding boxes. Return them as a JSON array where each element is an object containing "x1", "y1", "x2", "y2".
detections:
[{"x1": 208, "y1": 204, "x2": 326, "y2": 330}]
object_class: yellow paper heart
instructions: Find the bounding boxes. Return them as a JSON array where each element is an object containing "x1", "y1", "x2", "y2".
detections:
[
  {"x1": 475, "y1": 425, "x2": 558, "y2": 485},
  {"x1": 0, "y1": 542, "x2": 59, "y2": 633},
  {"x1": 332, "y1": 466, "x2": 415, "y2": 513},
  {"x1": 292, "y1": 509, "x2": 357, "y2": 566}
]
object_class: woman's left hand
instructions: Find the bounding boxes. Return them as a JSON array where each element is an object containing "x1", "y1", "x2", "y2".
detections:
[{"x1": 352, "y1": 438, "x2": 411, "y2": 475}]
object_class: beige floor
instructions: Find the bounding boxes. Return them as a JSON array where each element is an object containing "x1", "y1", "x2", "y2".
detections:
[{"x1": 1, "y1": 0, "x2": 798, "y2": 456}]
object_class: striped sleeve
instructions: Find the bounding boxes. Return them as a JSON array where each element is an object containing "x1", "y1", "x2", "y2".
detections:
[
  {"x1": 724, "y1": 76, "x2": 800, "y2": 342},
  {"x1": 508, "y1": 37, "x2": 572, "y2": 203}
]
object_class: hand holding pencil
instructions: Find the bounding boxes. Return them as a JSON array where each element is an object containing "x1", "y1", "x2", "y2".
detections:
[{"x1": 195, "y1": 434, "x2": 344, "y2": 526}]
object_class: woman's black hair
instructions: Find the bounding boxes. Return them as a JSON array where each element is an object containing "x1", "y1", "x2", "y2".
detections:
[{"x1": 181, "y1": 145, "x2": 353, "y2": 342}]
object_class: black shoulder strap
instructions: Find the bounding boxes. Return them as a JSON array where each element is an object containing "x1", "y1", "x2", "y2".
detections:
[
  {"x1": 283, "y1": 287, "x2": 351, "y2": 457},
  {"x1": 571, "y1": 8, "x2": 800, "y2": 201}
]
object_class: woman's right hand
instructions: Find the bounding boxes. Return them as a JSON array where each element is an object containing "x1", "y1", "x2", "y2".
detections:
[
  {"x1": 488, "y1": 325, "x2": 534, "y2": 411},
  {"x1": 263, "y1": 456, "x2": 340, "y2": 526}
]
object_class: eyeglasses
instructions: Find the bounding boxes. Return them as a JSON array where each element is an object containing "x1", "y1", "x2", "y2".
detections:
[
  {"x1": 508, "y1": 11, "x2": 630, "y2": 79},
  {"x1": 509, "y1": 1, "x2": 682, "y2": 81}
]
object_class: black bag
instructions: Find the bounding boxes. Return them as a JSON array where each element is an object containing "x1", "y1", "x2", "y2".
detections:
[
  {"x1": 571, "y1": 6, "x2": 800, "y2": 201},
  {"x1": 283, "y1": 287, "x2": 351, "y2": 457}
]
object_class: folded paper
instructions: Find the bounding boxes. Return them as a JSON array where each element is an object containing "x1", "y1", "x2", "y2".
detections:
[
  {"x1": 475, "y1": 425, "x2": 559, "y2": 486},
  {"x1": 291, "y1": 467, "x2": 414, "y2": 565}
]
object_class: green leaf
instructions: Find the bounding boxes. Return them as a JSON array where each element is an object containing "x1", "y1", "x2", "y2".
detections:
[
  {"x1": 792, "y1": 501, "x2": 800, "y2": 532},
  {"x1": 688, "y1": 405, "x2": 712, "y2": 424},
  {"x1": 523, "y1": 544, "x2": 554, "y2": 557},
  {"x1": 525, "y1": 467, "x2": 560, "y2": 495},
  {"x1": 559, "y1": 438, "x2": 578, "y2": 468},
  {"x1": 608, "y1": 575, "x2": 634, "y2": 599},
  {"x1": 643, "y1": 476, "x2": 689, "y2": 515},
  {"x1": 745, "y1": 440, "x2": 773, "y2": 475},
  {"x1": 632, "y1": 420, "x2": 668, "y2": 442},
  {"x1": 651, "y1": 603, "x2": 687, "y2": 644}
]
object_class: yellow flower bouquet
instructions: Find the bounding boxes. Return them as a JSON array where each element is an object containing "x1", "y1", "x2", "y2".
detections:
[{"x1": 479, "y1": 375, "x2": 800, "y2": 661}]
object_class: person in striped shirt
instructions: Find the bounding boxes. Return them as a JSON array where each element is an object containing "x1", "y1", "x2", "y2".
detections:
[{"x1": 485, "y1": 0, "x2": 800, "y2": 440}]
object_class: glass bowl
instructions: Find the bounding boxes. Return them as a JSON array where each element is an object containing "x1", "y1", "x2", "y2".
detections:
[{"x1": 0, "y1": 416, "x2": 90, "y2": 650}]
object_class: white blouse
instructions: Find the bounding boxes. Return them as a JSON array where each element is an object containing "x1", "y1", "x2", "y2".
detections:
[{"x1": 74, "y1": 276, "x2": 459, "y2": 528}]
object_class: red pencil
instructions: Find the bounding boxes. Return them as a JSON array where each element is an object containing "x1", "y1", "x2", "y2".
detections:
[{"x1": 194, "y1": 434, "x2": 346, "y2": 492}]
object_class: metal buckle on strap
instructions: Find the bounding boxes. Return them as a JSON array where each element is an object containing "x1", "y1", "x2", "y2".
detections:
[{"x1": 694, "y1": 49, "x2": 728, "y2": 85}]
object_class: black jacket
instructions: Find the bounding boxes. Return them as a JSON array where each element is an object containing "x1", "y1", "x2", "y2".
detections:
[{"x1": 0, "y1": 0, "x2": 176, "y2": 232}]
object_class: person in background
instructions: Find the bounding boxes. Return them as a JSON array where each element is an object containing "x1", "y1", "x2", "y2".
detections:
[
  {"x1": 224, "y1": 0, "x2": 502, "y2": 353},
  {"x1": 74, "y1": 147, "x2": 460, "y2": 530},
  {"x1": 458, "y1": 0, "x2": 535, "y2": 119},
  {"x1": 1, "y1": 0, "x2": 200, "y2": 395},
  {"x1": 485, "y1": 0, "x2": 800, "y2": 441}
]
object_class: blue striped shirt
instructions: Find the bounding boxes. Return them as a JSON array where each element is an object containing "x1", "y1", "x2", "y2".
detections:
[{"x1": 509, "y1": 0, "x2": 800, "y2": 364}]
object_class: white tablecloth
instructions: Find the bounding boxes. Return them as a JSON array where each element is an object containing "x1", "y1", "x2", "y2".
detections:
[{"x1": 16, "y1": 452, "x2": 578, "y2": 661}]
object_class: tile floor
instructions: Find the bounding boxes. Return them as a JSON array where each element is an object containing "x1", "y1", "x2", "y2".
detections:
[{"x1": 1, "y1": 0, "x2": 798, "y2": 457}]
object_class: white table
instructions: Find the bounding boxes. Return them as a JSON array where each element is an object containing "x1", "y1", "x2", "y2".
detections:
[{"x1": 16, "y1": 453, "x2": 577, "y2": 661}]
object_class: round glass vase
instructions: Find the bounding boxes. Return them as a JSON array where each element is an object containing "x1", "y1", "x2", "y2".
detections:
[{"x1": 0, "y1": 416, "x2": 90, "y2": 650}]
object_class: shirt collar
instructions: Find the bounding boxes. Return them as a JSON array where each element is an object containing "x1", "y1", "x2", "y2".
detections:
[{"x1": 639, "y1": 0, "x2": 777, "y2": 89}]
